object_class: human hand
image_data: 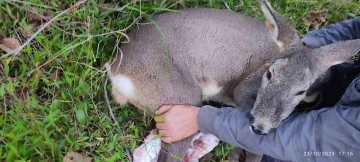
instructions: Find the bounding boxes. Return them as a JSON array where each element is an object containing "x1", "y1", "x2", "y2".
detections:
[{"x1": 154, "y1": 104, "x2": 200, "y2": 143}]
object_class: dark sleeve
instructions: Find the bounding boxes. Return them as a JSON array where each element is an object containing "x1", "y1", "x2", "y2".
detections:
[
  {"x1": 198, "y1": 77, "x2": 360, "y2": 161},
  {"x1": 302, "y1": 16, "x2": 360, "y2": 48}
]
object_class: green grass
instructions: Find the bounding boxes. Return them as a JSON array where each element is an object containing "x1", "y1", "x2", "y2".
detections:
[{"x1": 0, "y1": 0, "x2": 359, "y2": 161}]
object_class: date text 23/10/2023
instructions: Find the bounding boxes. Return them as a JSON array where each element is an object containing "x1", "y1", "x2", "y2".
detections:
[{"x1": 303, "y1": 152, "x2": 354, "y2": 157}]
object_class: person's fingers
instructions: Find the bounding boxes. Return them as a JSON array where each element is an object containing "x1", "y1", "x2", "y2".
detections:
[
  {"x1": 158, "y1": 129, "x2": 170, "y2": 137},
  {"x1": 161, "y1": 136, "x2": 174, "y2": 143},
  {"x1": 155, "y1": 104, "x2": 173, "y2": 115},
  {"x1": 154, "y1": 115, "x2": 165, "y2": 123},
  {"x1": 156, "y1": 123, "x2": 166, "y2": 130}
]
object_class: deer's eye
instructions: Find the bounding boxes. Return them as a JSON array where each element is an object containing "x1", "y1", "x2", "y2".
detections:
[
  {"x1": 296, "y1": 91, "x2": 306, "y2": 96},
  {"x1": 266, "y1": 71, "x2": 272, "y2": 80}
]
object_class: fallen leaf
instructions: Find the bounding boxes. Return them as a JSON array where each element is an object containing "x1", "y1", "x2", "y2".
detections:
[
  {"x1": 21, "y1": 23, "x2": 39, "y2": 38},
  {"x1": 14, "y1": 86, "x2": 29, "y2": 101},
  {"x1": 0, "y1": 13, "x2": 5, "y2": 20},
  {"x1": 49, "y1": 69, "x2": 60, "y2": 80},
  {"x1": 63, "y1": 152, "x2": 93, "y2": 162},
  {"x1": 303, "y1": 9, "x2": 330, "y2": 30},
  {"x1": 0, "y1": 37, "x2": 21, "y2": 56},
  {"x1": 29, "y1": 12, "x2": 53, "y2": 22},
  {"x1": 0, "y1": 62, "x2": 4, "y2": 76},
  {"x1": 6, "y1": 77, "x2": 16, "y2": 82}
]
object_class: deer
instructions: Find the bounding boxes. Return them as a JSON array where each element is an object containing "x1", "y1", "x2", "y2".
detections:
[{"x1": 105, "y1": 0, "x2": 360, "y2": 161}]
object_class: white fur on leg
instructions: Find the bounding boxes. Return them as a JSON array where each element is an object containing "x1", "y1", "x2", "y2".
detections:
[{"x1": 201, "y1": 78, "x2": 222, "y2": 100}]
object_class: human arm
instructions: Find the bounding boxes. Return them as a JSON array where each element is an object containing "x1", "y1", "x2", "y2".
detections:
[
  {"x1": 198, "y1": 77, "x2": 360, "y2": 161},
  {"x1": 155, "y1": 92, "x2": 360, "y2": 162},
  {"x1": 302, "y1": 16, "x2": 360, "y2": 48}
]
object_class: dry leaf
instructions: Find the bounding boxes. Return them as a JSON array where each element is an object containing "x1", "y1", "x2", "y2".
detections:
[
  {"x1": 0, "y1": 37, "x2": 21, "y2": 56},
  {"x1": 63, "y1": 152, "x2": 93, "y2": 162},
  {"x1": 6, "y1": 77, "x2": 16, "y2": 82},
  {"x1": 29, "y1": 12, "x2": 53, "y2": 22},
  {"x1": 49, "y1": 69, "x2": 61, "y2": 97},
  {"x1": 21, "y1": 23, "x2": 39, "y2": 38},
  {"x1": 15, "y1": 86, "x2": 29, "y2": 101},
  {"x1": 0, "y1": 13, "x2": 5, "y2": 20},
  {"x1": 0, "y1": 63, "x2": 4, "y2": 76},
  {"x1": 303, "y1": 9, "x2": 330, "y2": 30},
  {"x1": 49, "y1": 69, "x2": 60, "y2": 80}
]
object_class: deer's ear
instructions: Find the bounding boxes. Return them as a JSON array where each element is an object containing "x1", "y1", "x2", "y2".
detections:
[
  {"x1": 310, "y1": 39, "x2": 360, "y2": 74},
  {"x1": 260, "y1": 0, "x2": 301, "y2": 50}
]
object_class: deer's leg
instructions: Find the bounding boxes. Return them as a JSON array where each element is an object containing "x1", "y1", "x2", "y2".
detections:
[
  {"x1": 244, "y1": 151, "x2": 263, "y2": 162},
  {"x1": 228, "y1": 147, "x2": 246, "y2": 162},
  {"x1": 227, "y1": 148, "x2": 263, "y2": 162},
  {"x1": 233, "y1": 68, "x2": 263, "y2": 110},
  {"x1": 158, "y1": 136, "x2": 194, "y2": 162},
  {"x1": 199, "y1": 152, "x2": 213, "y2": 162}
]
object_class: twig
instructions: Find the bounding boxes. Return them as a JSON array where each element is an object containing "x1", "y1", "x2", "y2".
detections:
[
  {"x1": 223, "y1": 0, "x2": 231, "y2": 11},
  {"x1": 104, "y1": 77, "x2": 117, "y2": 127},
  {"x1": 4, "y1": 0, "x2": 55, "y2": 9},
  {"x1": 104, "y1": 55, "x2": 132, "y2": 161},
  {"x1": 160, "y1": 0, "x2": 167, "y2": 8},
  {"x1": 4, "y1": 0, "x2": 52, "y2": 21},
  {"x1": 0, "y1": 0, "x2": 88, "y2": 59},
  {"x1": 114, "y1": 48, "x2": 124, "y2": 73},
  {"x1": 100, "y1": 2, "x2": 130, "y2": 12}
]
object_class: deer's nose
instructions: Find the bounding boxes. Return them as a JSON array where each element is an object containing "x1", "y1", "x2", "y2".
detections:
[
  {"x1": 249, "y1": 116, "x2": 268, "y2": 135},
  {"x1": 249, "y1": 116, "x2": 255, "y2": 124},
  {"x1": 250, "y1": 125, "x2": 267, "y2": 135}
]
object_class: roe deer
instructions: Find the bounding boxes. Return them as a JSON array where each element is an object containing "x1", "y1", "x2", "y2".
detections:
[
  {"x1": 106, "y1": 0, "x2": 360, "y2": 161},
  {"x1": 249, "y1": 0, "x2": 360, "y2": 135}
]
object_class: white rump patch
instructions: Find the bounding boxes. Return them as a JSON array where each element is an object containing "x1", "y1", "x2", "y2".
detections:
[{"x1": 110, "y1": 74, "x2": 135, "y2": 98}]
